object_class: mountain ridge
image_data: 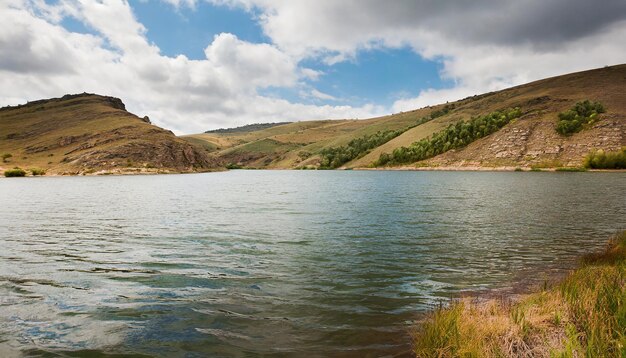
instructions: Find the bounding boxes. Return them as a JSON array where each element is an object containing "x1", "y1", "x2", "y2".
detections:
[
  {"x1": 186, "y1": 64, "x2": 626, "y2": 170},
  {"x1": 0, "y1": 93, "x2": 221, "y2": 175}
]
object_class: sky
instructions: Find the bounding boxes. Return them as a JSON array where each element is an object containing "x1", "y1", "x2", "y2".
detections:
[{"x1": 1, "y1": 1, "x2": 626, "y2": 134}]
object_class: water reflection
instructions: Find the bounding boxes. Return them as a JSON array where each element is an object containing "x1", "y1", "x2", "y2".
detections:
[{"x1": 0, "y1": 171, "x2": 624, "y2": 357}]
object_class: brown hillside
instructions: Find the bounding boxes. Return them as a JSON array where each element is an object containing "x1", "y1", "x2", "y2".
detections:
[
  {"x1": 0, "y1": 94, "x2": 220, "y2": 175},
  {"x1": 415, "y1": 65, "x2": 626, "y2": 168},
  {"x1": 186, "y1": 64, "x2": 625, "y2": 169}
]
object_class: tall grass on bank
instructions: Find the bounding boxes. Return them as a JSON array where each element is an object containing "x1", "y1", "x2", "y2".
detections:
[
  {"x1": 584, "y1": 148, "x2": 626, "y2": 169},
  {"x1": 29, "y1": 168, "x2": 46, "y2": 176},
  {"x1": 4, "y1": 168, "x2": 26, "y2": 177},
  {"x1": 413, "y1": 231, "x2": 626, "y2": 357}
]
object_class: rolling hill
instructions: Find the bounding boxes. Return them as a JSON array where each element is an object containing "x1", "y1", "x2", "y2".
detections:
[
  {"x1": 0, "y1": 94, "x2": 221, "y2": 176},
  {"x1": 185, "y1": 64, "x2": 626, "y2": 170}
]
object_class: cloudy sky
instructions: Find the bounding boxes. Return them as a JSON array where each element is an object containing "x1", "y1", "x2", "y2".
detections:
[{"x1": 2, "y1": 0, "x2": 626, "y2": 134}]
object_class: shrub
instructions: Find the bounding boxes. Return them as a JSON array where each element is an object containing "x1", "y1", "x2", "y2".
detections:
[
  {"x1": 225, "y1": 163, "x2": 243, "y2": 169},
  {"x1": 320, "y1": 129, "x2": 405, "y2": 168},
  {"x1": 297, "y1": 151, "x2": 312, "y2": 160},
  {"x1": 375, "y1": 107, "x2": 522, "y2": 166},
  {"x1": 556, "y1": 100, "x2": 605, "y2": 135},
  {"x1": 584, "y1": 148, "x2": 626, "y2": 169},
  {"x1": 4, "y1": 168, "x2": 26, "y2": 177},
  {"x1": 2, "y1": 153, "x2": 12, "y2": 162},
  {"x1": 319, "y1": 106, "x2": 457, "y2": 169},
  {"x1": 30, "y1": 168, "x2": 46, "y2": 176}
]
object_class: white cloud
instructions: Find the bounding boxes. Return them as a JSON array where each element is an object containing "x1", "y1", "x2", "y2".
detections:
[
  {"x1": 205, "y1": 0, "x2": 626, "y2": 111},
  {"x1": 3, "y1": 0, "x2": 625, "y2": 135},
  {"x1": 309, "y1": 89, "x2": 337, "y2": 101},
  {"x1": 299, "y1": 68, "x2": 322, "y2": 81},
  {"x1": 0, "y1": 0, "x2": 383, "y2": 134}
]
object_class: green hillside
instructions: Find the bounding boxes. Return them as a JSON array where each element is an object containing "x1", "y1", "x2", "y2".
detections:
[{"x1": 186, "y1": 64, "x2": 626, "y2": 170}]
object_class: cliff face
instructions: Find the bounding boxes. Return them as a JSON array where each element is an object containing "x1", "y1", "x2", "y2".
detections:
[{"x1": 0, "y1": 93, "x2": 220, "y2": 175}]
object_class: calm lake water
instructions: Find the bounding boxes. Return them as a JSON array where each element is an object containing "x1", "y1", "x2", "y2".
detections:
[{"x1": 0, "y1": 171, "x2": 625, "y2": 357}]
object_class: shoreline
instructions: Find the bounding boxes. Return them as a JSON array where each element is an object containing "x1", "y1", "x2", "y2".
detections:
[
  {"x1": 353, "y1": 165, "x2": 626, "y2": 172},
  {"x1": 2, "y1": 166, "x2": 625, "y2": 177},
  {"x1": 412, "y1": 231, "x2": 626, "y2": 357}
]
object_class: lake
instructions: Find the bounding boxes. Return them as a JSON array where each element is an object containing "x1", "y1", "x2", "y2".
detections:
[{"x1": 0, "y1": 171, "x2": 624, "y2": 357}]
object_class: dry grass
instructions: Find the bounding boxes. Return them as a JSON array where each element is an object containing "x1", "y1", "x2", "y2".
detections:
[
  {"x1": 413, "y1": 231, "x2": 626, "y2": 357},
  {"x1": 0, "y1": 94, "x2": 219, "y2": 174},
  {"x1": 186, "y1": 64, "x2": 626, "y2": 169}
]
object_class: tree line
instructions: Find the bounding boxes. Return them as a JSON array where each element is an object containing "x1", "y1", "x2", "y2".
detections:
[
  {"x1": 556, "y1": 100, "x2": 605, "y2": 135},
  {"x1": 375, "y1": 107, "x2": 522, "y2": 166},
  {"x1": 318, "y1": 104, "x2": 457, "y2": 169}
]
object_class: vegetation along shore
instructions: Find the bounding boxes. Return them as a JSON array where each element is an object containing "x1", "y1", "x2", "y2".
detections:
[
  {"x1": 413, "y1": 231, "x2": 626, "y2": 357},
  {"x1": 2, "y1": 64, "x2": 623, "y2": 176}
]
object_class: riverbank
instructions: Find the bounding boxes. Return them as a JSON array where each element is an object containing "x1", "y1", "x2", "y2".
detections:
[
  {"x1": 355, "y1": 166, "x2": 626, "y2": 172},
  {"x1": 0, "y1": 166, "x2": 224, "y2": 177},
  {"x1": 413, "y1": 231, "x2": 626, "y2": 357}
]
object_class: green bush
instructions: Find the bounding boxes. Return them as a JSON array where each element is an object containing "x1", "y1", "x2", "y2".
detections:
[
  {"x1": 320, "y1": 129, "x2": 405, "y2": 168},
  {"x1": 556, "y1": 100, "x2": 605, "y2": 135},
  {"x1": 375, "y1": 108, "x2": 522, "y2": 166},
  {"x1": 584, "y1": 148, "x2": 626, "y2": 169},
  {"x1": 319, "y1": 106, "x2": 457, "y2": 169},
  {"x1": 297, "y1": 151, "x2": 312, "y2": 160},
  {"x1": 30, "y1": 168, "x2": 46, "y2": 176},
  {"x1": 2, "y1": 153, "x2": 12, "y2": 162},
  {"x1": 4, "y1": 168, "x2": 26, "y2": 177},
  {"x1": 225, "y1": 163, "x2": 243, "y2": 169}
]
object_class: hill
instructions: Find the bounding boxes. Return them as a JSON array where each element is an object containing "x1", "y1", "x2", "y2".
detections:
[
  {"x1": 205, "y1": 122, "x2": 291, "y2": 134},
  {"x1": 185, "y1": 64, "x2": 626, "y2": 170},
  {"x1": 0, "y1": 94, "x2": 221, "y2": 176}
]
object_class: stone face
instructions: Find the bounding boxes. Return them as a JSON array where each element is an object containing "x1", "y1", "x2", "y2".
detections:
[{"x1": 426, "y1": 111, "x2": 625, "y2": 167}]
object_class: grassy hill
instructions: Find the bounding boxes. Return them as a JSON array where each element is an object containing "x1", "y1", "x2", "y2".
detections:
[
  {"x1": 186, "y1": 64, "x2": 626, "y2": 170},
  {"x1": 0, "y1": 94, "x2": 221, "y2": 176}
]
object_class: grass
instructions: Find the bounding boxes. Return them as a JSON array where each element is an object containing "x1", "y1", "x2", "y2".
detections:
[
  {"x1": 555, "y1": 167, "x2": 587, "y2": 172},
  {"x1": 584, "y1": 148, "x2": 626, "y2": 169},
  {"x1": 181, "y1": 65, "x2": 626, "y2": 170},
  {"x1": 0, "y1": 93, "x2": 219, "y2": 174},
  {"x1": 29, "y1": 167, "x2": 46, "y2": 175},
  {"x1": 413, "y1": 231, "x2": 626, "y2": 357},
  {"x1": 225, "y1": 163, "x2": 243, "y2": 169},
  {"x1": 4, "y1": 167, "x2": 26, "y2": 177}
]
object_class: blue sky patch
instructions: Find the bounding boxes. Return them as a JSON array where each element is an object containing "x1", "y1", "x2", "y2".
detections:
[{"x1": 132, "y1": 1, "x2": 267, "y2": 59}]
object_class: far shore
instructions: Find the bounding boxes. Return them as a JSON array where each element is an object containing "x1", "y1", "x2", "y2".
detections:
[
  {"x1": 352, "y1": 165, "x2": 626, "y2": 172},
  {"x1": 1, "y1": 165, "x2": 625, "y2": 177}
]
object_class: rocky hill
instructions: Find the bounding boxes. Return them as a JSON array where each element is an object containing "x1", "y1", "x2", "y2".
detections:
[
  {"x1": 186, "y1": 64, "x2": 625, "y2": 170},
  {"x1": 0, "y1": 94, "x2": 221, "y2": 175}
]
